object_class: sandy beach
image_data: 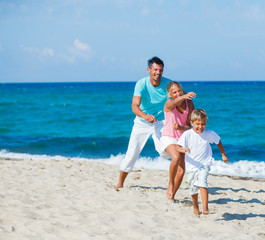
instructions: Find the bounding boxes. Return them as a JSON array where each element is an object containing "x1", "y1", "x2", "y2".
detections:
[{"x1": 0, "y1": 158, "x2": 265, "y2": 240}]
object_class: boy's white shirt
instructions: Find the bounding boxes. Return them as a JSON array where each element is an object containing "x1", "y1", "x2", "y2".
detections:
[{"x1": 177, "y1": 128, "x2": 220, "y2": 172}]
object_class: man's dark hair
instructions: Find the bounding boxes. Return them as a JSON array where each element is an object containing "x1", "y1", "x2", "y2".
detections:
[{"x1": 147, "y1": 56, "x2": 164, "y2": 69}]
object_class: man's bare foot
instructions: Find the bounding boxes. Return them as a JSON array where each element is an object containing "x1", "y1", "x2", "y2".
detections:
[
  {"x1": 116, "y1": 171, "x2": 128, "y2": 189},
  {"x1": 116, "y1": 183, "x2": 123, "y2": 189}
]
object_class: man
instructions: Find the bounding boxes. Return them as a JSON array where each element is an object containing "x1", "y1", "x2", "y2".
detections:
[{"x1": 116, "y1": 56, "x2": 173, "y2": 188}]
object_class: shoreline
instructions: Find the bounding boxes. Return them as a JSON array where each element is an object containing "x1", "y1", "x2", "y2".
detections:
[
  {"x1": 1, "y1": 158, "x2": 265, "y2": 239},
  {"x1": 1, "y1": 157, "x2": 265, "y2": 181}
]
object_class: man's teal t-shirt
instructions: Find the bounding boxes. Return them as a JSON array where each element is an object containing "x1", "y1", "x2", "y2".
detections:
[{"x1": 134, "y1": 76, "x2": 171, "y2": 122}]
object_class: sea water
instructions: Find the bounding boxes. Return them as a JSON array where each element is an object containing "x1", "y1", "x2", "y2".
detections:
[{"x1": 0, "y1": 81, "x2": 264, "y2": 178}]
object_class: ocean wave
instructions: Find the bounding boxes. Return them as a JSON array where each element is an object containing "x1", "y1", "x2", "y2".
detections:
[{"x1": 1, "y1": 150, "x2": 265, "y2": 179}]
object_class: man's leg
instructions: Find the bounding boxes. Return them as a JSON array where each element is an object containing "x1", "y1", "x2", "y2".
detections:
[
  {"x1": 116, "y1": 171, "x2": 129, "y2": 188},
  {"x1": 116, "y1": 119, "x2": 151, "y2": 188},
  {"x1": 152, "y1": 120, "x2": 164, "y2": 154}
]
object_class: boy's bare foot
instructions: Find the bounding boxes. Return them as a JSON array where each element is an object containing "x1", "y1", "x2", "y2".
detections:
[
  {"x1": 193, "y1": 207, "x2": 200, "y2": 216},
  {"x1": 202, "y1": 206, "x2": 209, "y2": 215}
]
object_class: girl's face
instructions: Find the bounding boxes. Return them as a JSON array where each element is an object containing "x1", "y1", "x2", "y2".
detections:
[{"x1": 170, "y1": 85, "x2": 183, "y2": 99}]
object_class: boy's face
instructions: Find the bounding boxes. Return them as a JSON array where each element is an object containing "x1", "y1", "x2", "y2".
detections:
[{"x1": 191, "y1": 119, "x2": 207, "y2": 134}]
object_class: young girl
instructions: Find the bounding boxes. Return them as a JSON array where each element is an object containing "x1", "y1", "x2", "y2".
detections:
[{"x1": 160, "y1": 81, "x2": 196, "y2": 201}]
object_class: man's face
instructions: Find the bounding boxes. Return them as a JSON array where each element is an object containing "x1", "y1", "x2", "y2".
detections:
[
  {"x1": 147, "y1": 63, "x2": 164, "y2": 85},
  {"x1": 191, "y1": 119, "x2": 207, "y2": 134}
]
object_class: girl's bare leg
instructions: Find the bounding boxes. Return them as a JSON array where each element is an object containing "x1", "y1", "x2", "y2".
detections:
[
  {"x1": 172, "y1": 153, "x2": 185, "y2": 199},
  {"x1": 191, "y1": 194, "x2": 200, "y2": 215},
  {"x1": 200, "y1": 187, "x2": 209, "y2": 214},
  {"x1": 165, "y1": 145, "x2": 180, "y2": 201}
]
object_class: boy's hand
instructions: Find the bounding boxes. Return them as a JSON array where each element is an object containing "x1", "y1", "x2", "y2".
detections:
[
  {"x1": 183, "y1": 147, "x2": 190, "y2": 153},
  {"x1": 176, "y1": 145, "x2": 190, "y2": 154},
  {"x1": 222, "y1": 154, "x2": 228, "y2": 163}
]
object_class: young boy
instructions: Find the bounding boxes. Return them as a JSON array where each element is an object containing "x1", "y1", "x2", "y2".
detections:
[{"x1": 176, "y1": 109, "x2": 228, "y2": 215}]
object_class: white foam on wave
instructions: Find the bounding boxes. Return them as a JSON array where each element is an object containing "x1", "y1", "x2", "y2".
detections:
[
  {"x1": 210, "y1": 160, "x2": 265, "y2": 179},
  {"x1": 1, "y1": 150, "x2": 265, "y2": 179}
]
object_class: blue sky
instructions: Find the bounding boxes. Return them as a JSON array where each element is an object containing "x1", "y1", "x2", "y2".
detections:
[{"x1": 1, "y1": 0, "x2": 265, "y2": 83}]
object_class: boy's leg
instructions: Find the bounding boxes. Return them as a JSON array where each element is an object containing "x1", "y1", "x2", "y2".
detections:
[
  {"x1": 172, "y1": 153, "x2": 185, "y2": 199},
  {"x1": 191, "y1": 194, "x2": 200, "y2": 215},
  {"x1": 165, "y1": 145, "x2": 180, "y2": 201},
  {"x1": 199, "y1": 187, "x2": 209, "y2": 215}
]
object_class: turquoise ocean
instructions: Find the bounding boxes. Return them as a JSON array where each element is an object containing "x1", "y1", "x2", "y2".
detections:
[{"x1": 1, "y1": 81, "x2": 265, "y2": 178}]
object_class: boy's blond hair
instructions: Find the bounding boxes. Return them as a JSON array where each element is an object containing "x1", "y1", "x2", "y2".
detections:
[{"x1": 191, "y1": 109, "x2": 208, "y2": 122}]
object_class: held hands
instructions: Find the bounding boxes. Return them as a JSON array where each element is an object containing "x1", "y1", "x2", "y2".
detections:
[{"x1": 222, "y1": 154, "x2": 228, "y2": 163}]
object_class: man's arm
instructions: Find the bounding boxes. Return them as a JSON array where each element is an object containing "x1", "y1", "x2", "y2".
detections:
[{"x1": 132, "y1": 96, "x2": 156, "y2": 123}]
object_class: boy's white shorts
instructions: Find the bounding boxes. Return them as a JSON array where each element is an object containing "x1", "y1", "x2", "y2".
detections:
[{"x1": 187, "y1": 165, "x2": 210, "y2": 195}]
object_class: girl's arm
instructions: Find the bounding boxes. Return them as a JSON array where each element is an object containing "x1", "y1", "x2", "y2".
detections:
[
  {"x1": 173, "y1": 99, "x2": 195, "y2": 131},
  {"x1": 186, "y1": 99, "x2": 195, "y2": 126},
  {"x1": 217, "y1": 141, "x2": 228, "y2": 163},
  {"x1": 173, "y1": 123, "x2": 191, "y2": 131},
  {"x1": 164, "y1": 92, "x2": 196, "y2": 112}
]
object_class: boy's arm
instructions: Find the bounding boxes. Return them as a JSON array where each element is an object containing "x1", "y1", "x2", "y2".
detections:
[
  {"x1": 176, "y1": 145, "x2": 190, "y2": 154},
  {"x1": 217, "y1": 140, "x2": 228, "y2": 163}
]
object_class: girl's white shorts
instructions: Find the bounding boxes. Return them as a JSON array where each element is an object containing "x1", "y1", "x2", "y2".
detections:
[{"x1": 159, "y1": 136, "x2": 178, "y2": 159}]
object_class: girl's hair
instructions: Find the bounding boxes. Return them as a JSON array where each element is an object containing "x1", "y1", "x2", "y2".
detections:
[
  {"x1": 166, "y1": 81, "x2": 183, "y2": 97},
  {"x1": 191, "y1": 109, "x2": 208, "y2": 122}
]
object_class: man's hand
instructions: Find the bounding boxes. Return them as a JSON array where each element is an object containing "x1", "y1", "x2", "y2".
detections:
[{"x1": 144, "y1": 114, "x2": 156, "y2": 123}]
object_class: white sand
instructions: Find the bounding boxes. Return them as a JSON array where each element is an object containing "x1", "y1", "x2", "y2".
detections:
[{"x1": 0, "y1": 158, "x2": 265, "y2": 240}]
